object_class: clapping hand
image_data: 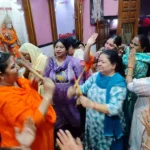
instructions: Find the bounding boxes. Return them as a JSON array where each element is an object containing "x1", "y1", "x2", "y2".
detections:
[
  {"x1": 56, "y1": 130, "x2": 83, "y2": 150},
  {"x1": 15, "y1": 118, "x2": 36, "y2": 149}
]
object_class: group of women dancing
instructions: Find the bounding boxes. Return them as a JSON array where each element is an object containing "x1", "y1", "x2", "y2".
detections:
[{"x1": 0, "y1": 32, "x2": 150, "y2": 150}]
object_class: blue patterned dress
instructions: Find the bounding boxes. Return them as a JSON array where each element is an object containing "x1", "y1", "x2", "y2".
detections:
[{"x1": 80, "y1": 73, "x2": 127, "y2": 150}]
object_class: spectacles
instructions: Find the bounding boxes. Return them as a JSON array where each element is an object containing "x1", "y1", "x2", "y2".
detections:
[{"x1": 130, "y1": 41, "x2": 139, "y2": 47}]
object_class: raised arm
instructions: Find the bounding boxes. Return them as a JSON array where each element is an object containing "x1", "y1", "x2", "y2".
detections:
[
  {"x1": 38, "y1": 78, "x2": 55, "y2": 116},
  {"x1": 84, "y1": 33, "x2": 98, "y2": 62},
  {"x1": 126, "y1": 48, "x2": 136, "y2": 84}
]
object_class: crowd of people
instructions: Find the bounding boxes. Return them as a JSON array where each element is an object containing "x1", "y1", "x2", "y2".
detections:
[{"x1": 0, "y1": 32, "x2": 150, "y2": 150}]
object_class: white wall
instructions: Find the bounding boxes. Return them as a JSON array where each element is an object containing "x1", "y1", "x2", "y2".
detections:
[{"x1": 40, "y1": 44, "x2": 54, "y2": 57}]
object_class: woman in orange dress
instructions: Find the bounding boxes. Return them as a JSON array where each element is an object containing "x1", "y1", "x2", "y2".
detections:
[{"x1": 0, "y1": 52, "x2": 56, "y2": 150}]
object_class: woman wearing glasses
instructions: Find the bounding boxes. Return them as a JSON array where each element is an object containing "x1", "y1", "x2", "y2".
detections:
[{"x1": 84, "y1": 34, "x2": 150, "y2": 148}]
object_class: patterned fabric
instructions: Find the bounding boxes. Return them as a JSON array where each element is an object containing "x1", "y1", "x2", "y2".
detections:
[
  {"x1": 122, "y1": 47, "x2": 150, "y2": 78},
  {"x1": 80, "y1": 73, "x2": 127, "y2": 150},
  {"x1": 44, "y1": 56, "x2": 83, "y2": 129},
  {"x1": 127, "y1": 78, "x2": 150, "y2": 150}
]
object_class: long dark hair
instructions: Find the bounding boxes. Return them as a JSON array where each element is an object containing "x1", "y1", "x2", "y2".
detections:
[
  {"x1": 0, "y1": 52, "x2": 11, "y2": 74},
  {"x1": 101, "y1": 50, "x2": 125, "y2": 77}
]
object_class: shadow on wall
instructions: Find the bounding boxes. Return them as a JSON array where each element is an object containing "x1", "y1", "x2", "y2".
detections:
[{"x1": 40, "y1": 45, "x2": 54, "y2": 57}]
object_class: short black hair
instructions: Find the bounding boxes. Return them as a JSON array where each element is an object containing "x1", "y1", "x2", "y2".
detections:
[
  {"x1": 54, "y1": 38, "x2": 69, "y2": 51},
  {"x1": 101, "y1": 50, "x2": 125, "y2": 77},
  {"x1": 110, "y1": 35, "x2": 122, "y2": 47},
  {"x1": 136, "y1": 34, "x2": 150, "y2": 52},
  {"x1": 66, "y1": 37, "x2": 80, "y2": 49},
  {"x1": 79, "y1": 42, "x2": 85, "y2": 47}
]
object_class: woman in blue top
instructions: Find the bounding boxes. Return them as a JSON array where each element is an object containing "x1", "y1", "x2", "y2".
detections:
[{"x1": 68, "y1": 50, "x2": 127, "y2": 150}]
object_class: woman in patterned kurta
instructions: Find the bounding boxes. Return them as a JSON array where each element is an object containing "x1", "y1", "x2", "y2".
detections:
[
  {"x1": 68, "y1": 50, "x2": 127, "y2": 150},
  {"x1": 44, "y1": 38, "x2": 83, "y2": 138},
  {"x1": 122, "y1": 35, "x2": 150, "y2": 145}
]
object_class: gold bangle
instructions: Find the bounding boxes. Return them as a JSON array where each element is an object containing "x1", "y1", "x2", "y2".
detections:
[
  {"x1": 126, "y1": 74, "x2": 133, "y2": 76},
  {"x1": 128, "y1": 66, "x2": 134, "y2": 69}
]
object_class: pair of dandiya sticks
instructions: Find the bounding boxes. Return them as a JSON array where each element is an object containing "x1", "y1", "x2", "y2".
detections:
[{"x1": 15, "y1": 50, "x2": 94, "y2": 94}]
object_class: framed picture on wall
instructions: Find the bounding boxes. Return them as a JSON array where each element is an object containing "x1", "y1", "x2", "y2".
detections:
[{"x1": 90, "y1": 0, "x2": 103, "y2": 25}]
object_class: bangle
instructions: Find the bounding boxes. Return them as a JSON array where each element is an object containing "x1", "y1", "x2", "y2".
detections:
[{"x1": 128, "y1": 66, "x2": 134, "y2": 69}]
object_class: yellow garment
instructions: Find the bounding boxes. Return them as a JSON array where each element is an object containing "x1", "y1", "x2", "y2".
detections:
[
  {"x1": 19, "y1": 43, "x2": 48, "y2": 94},
  {"x1": 19, "y1": 43, "x2": 48, "y2": 79}
]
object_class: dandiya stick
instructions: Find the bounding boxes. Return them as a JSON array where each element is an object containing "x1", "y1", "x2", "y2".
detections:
[
  {"x1": 17, "y1": 59, "x2": 44, "y2": 81},
  {"x1": 74, "y1": 67, "x2": 86, "y2": 94},
  {"x1": 74, "y1": 54, "x2": 94, "y2": 94}
]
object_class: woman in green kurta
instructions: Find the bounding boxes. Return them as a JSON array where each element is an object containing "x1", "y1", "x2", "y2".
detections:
[{"x1": 122, "y1": 35, "x2": 150, "y2": 148}]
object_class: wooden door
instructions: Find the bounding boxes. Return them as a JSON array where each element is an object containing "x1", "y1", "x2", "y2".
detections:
[{"x1": 117, "y1": 0, "x2": 140, "y2": 44}]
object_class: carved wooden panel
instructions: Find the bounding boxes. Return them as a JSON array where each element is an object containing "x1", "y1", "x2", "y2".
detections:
[
  {"x1": 129, "y1": 11, "x2": 136, "y2": 19},
  {"x1": 117, "y1": 0, "x2": 140, "y2": 44},
  {"x1": 122, "y1": 11, "x2": 129, "y2": 19},
  {"x1": 123, "y1": 1, "x2": 129, "y2": 9},
  {"x1": 130, "y1": 1, "x2": 137, "y2": 9}
]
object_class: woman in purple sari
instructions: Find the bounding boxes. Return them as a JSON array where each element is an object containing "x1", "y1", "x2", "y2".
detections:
[{"x1": 44, "y1": 38, "x2": 83, "y2": 138}]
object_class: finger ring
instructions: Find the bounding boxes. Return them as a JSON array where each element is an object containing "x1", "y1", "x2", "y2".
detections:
[{"x1": 147, "y1": 119, "x2": 150, "y2": 123}]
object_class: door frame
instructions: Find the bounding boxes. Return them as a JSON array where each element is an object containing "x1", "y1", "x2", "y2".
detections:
[
  {"x1": 23, "y1": 0, "x2": 37, "y2": 45},
  {"x1": 48, "y1": 0, "x2": 83, "y2": 42}
]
